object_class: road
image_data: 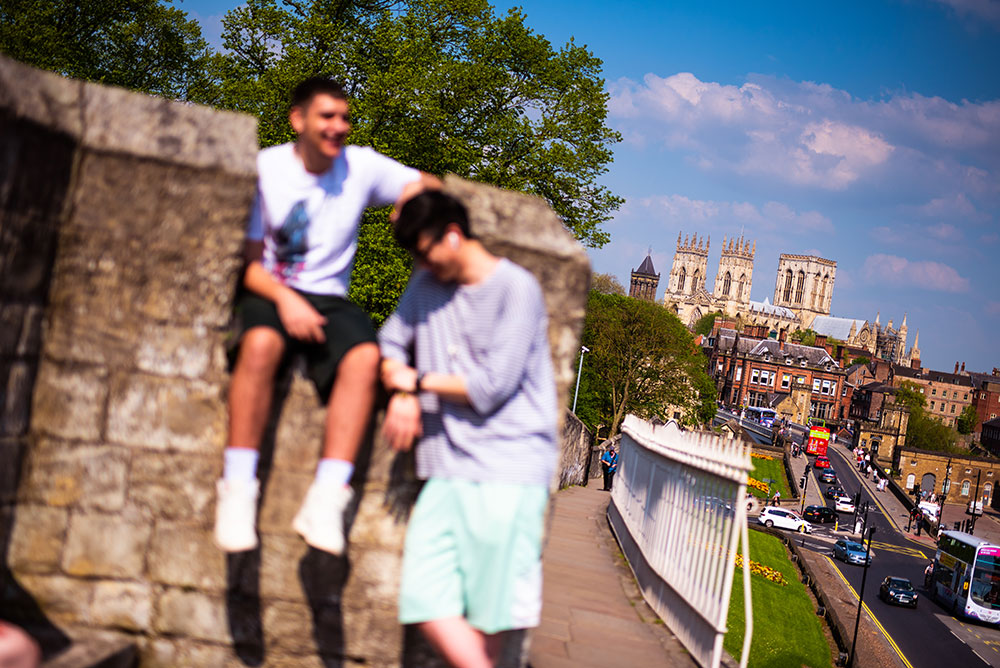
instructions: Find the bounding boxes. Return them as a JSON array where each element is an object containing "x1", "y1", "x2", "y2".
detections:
[{"x1": 796, "y1": 439, "x2": 1000, "y2": 667}]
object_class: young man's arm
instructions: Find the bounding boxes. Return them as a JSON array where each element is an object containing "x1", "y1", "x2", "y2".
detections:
[
  {"x1": 241, "y1": 240, "x2": 328, "y2": 343},
  {"x1": 391, "y1": 172, "x2": 442, "y2": 221}
]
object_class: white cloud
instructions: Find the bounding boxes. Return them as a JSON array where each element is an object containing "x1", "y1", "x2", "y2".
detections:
[
  {"x1": 987, "y1": 301, "x2": 1000, "y2": 316},
  {"x1": 636, "y1": 194, "x2": 832, "y2": 234},
  {"x1": 607, "y1": 72, "x2": 1000, "y2": 194},
  {"x1": 861, "y1": 254, "x2": 970, "y2": 292},
  {"x1": 927, "y1": 222, "x2": 963, "y2": 241}
]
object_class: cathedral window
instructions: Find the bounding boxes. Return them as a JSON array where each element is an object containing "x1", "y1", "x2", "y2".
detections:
[
  {"x1": 783, "y1": 269, "x2": 793, "y2": 302},
  {"x1": 722, "y1": 272, "x2": 731, "y2": 296},
  {"x1": 678, "y1": 267, "x2": 686, "y2": 292},
  {"x1": 795, "y1": 271, "x2": 805, "y2": 303},
  {"x1": 693, "y1": 269, "x2": 701, "y2": 289},
  {"x1": 737, "y1": 274, "x2": 746, "y2": 300}
]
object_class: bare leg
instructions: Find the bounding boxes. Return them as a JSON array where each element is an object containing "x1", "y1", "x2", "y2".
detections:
[
  {"x1": 228, "y1": 327, "x2": 285, "y2": 450},
  {"x1": 321, "y1": 342, "x2": 379, "y2": 461},
  {"x1": 418, "y1": 617, "x2": 492, "y2": 668}
]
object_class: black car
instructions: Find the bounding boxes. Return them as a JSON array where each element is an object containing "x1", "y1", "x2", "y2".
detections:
[
  {"x1": 819, "y1": 469, "x2": 837, "y2": 484},
  {"x1": 824, "y1": 485, "x2": 846, "y2": 499},
  {"x1": 879, "y1": 577, "x2": 918, "y2": 608},
  {"x1": 802, "y1": 505, "x2": 838, "y2": 524}
]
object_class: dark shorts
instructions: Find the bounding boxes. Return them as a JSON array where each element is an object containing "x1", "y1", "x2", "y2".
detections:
[{"x1": 230, "y1": 290, "x2": 377, "y2": 403}]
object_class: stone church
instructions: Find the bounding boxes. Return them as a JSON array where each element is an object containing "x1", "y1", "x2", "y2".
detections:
[{"x1": 647, "y1": 230, "x2": 919, "y2": 365}]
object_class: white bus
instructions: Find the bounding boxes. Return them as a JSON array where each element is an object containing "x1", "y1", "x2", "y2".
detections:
[
  {"x1": 931, "y1": 531, "x2": 1000, "y2": 624},
  {"x1": 744, "y1": 407, "x2": 777, "y2": 427}
]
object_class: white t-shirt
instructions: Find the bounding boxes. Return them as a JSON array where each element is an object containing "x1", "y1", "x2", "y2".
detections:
[{"x1": 247, "y1": 143, "x2": 420, "y2": 296}]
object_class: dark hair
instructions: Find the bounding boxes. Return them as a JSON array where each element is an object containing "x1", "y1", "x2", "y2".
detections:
[
  {"x1": 291, "y1": 76, "x2": 348, "y2": 110},
  {"x1": 394, "y1": 191, "x2": 472, "y2": 253}
]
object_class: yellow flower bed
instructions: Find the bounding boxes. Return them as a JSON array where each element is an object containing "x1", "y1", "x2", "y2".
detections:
[
  {"x1": 735, "y1": 553, "x2": 788, "y2": 586},
  {"x1": 747, "y1": 477, "x2": 770, "y2": 493},
  {"x1": 750, "y1": 453, "x2": 775, "y2": 461}
]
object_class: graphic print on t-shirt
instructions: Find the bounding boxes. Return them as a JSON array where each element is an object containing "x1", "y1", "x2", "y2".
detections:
[{"x1": 274, "y1": 200, "x2": 309, "y2": 281}]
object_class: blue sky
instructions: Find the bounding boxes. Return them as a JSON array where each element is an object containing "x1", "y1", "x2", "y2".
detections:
[{"x1": 181, "y1": 0, "x2": 1000, "y2": 374}]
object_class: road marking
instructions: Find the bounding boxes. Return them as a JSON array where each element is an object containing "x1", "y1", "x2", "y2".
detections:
[
  {"x1": 825, "y1": 555, "x2": 915, "y2": 668},
  {"x1": 973, "y1": 650, "x2": 989, "y2": 664},
  {"x1": 869, "y1": 540, "x2": 928, "y2": 560}
]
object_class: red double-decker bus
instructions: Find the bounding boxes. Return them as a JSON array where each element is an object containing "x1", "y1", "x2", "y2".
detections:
[{"x1": 805, "y1": 420, "x2": 830, "y2": 457}]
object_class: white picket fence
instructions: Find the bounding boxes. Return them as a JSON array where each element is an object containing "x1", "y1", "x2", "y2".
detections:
[{"x1": 607, "y1": 415, "x2": 754, "y2": 668}]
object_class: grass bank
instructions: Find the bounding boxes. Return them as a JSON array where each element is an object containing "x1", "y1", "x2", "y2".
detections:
[
  {"x1": 725, "y1": 529, "x2": 832, "y2": 668},
  {"x1": 749, "y1": 455, "x2": 791, "y2": 500}
]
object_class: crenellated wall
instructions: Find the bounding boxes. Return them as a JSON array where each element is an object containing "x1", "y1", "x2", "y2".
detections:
[{"x1": 0, "y1": 55, "x2": 590, "y2": 667}]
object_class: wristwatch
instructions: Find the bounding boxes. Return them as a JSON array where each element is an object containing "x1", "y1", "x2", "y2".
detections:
[{"x1": 416, "y1": 372, "x2": 427, "y2": 392}]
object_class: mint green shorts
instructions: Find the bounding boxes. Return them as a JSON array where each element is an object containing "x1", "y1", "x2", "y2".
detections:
[{"x1": 399, "y1": 478, "x2": 549, "y2": 634}]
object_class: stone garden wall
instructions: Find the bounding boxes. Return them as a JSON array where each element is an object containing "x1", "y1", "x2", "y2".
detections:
[{"x1": 0, "y1": 54, "x2": 590, "y2": 667}]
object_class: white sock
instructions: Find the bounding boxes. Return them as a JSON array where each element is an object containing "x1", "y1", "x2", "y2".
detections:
[
  {"x1": 223, "y1": 448, "x2": 259, "y2": 482},
  {"x1": 316, "y1": 458, "x2": 354, "y2": 487}
]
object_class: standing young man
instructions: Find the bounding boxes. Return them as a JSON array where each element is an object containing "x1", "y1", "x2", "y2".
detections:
[
  {"x1": 214, "y1": 77, "x2": 439, "y2": 554},
  {"x1": 378, "y1": 192, "x2": 558, "y2": 668}
]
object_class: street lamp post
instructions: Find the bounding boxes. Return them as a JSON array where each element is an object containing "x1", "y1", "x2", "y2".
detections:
[
  {"x1": 571, "y1": 345, "x2": 590, "y2": 414},
  {"x1": 850, "y1": 505, "x2": 876, "y2": 668}
]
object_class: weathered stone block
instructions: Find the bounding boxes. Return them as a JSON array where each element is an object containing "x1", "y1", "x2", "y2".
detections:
[
  {"x1": 135, "y1": 323, "x2": 217, "y2": 379},
  {"x1": 258, "y1": 534, "x2": 310, "y2": 603},
  {"x1": 258, "y1": 470, "x2": 312, "y2": 536},
  {"x1": 90, "y1": 581, "x2": 153, "y2": 631},
  {"x1": 342, "y1": 602, "x2": 403, "y2": 665},
  {"x1": 142, "y1": 639, "x2": 236, "y2": 668},
  {"x1": 149, "y1": 523, "x2": 226, "y2": 591},
  {"x1": 271, "y1": 383, "x2": 326, "y2": 474},
  {"x1": 345, "y1": 486, "x2": 409, "y2": 552},
  {"x1": 22, "y1": 441, "x2": 128, "y2": 511},
  {"x1": 0, "y1": 56, "x2": 84, "y2": 138},
  {"x1": 344, "y1": 549, "x2": 402, "y2": 607},
  {"x1": 7, "y1": 504, "x2": 68, "y2": 573},
  {"x1": 62, "y1": 512, "x2": 151, "y2": 578},
  {"x1": 0, "y1": 438, "x2": 25, "y2": 504},
  {"x1": 12, "y1": 574, "x2": 94, "y2": 626},
  {"x1": 107, "y1": 374, "x2": 224, "y2": 453},
  {"x1": 154, "y1": 589, "x2": 231, "y2": 644},
  {"x1": 130, "y1": 451, "x2": 218, "y2": 522},
  {"x1": 30, "y1": 362, "x2": 108, "y2": 441},
  {"x1": 261, "y1": 600, "x2": 317, "y2": 654}
]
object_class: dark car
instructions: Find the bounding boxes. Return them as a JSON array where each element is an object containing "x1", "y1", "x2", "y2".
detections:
[
  {"x1": 824, "y1": 485, "x2": 846, "y2": 499},
  {"x1": 802, "y1": 505, "x2": 837, "y2": 524},
  {"x1": 879, "y1": 577, "x2": 918, "y2": 608},
  {"x1": 819, "y1": 469, "x2": 837, "y2": 484}
]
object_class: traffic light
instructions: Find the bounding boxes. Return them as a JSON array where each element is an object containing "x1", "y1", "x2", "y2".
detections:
[
  {"x1": 853, "y1": 492, "x2": 861, "y2": 507},
  {"x1": 799, "y1": 477, "x2": 806, "y2": 490}
]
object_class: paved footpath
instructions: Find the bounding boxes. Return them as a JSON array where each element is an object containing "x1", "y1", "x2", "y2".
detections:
[{"x1": 529, "y1": 483, "x2": 696, "y2": 668}]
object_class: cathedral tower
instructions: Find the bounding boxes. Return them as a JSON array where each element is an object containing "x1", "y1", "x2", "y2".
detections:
[
  {"x1": 629, "y1": 252, "x2": 659, "y2": 302},
  {"x1": 772, "y1": 254, "x2": 837, "y2": 329},
  {"x1": 712, "y1": 234, "x2": 755, "y2": 313},
  {"x1": 666, "y1": 232, "x2": 709, "y2": 297}
]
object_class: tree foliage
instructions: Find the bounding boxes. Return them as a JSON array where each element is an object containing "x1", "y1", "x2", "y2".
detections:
[
  {"x1": 577, "y1": 292, "x2": 714, "y2": 435},
  {"x1": 895, "y1": 381, "x2": 960, "y2": 453},
  {"x1": 790, "y1": 328, "x2": 817, "y2": 346},
  {"x1": 693, "y1": 310, "x2": 724, "y2": 337},
  {"x1": 0, "y1": 0, "x2": 214, "y2": 99},
  {"x1": 957, "y1": 404, "x2": 978, "y2": 436},
  {"x1": 591, "y1": 272, "x2": 625, "y2": 296},
  {"x1": 849, "y1": 356, "x2": 871, "y2": 367}
]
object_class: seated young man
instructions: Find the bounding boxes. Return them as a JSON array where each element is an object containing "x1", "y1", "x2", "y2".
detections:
[
  {"x1": 214, "y1": 76, "x2": 438, "y2": 554},
  {"x1": 379, "y1": 192, "x2": 558, "y2": 667}
]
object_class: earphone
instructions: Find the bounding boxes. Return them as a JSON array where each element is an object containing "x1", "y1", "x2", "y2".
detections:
[{"x1": 448, "y1": 232, "x2": 459, "y2": 249}]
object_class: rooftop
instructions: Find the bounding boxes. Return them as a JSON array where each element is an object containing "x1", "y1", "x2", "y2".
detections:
[{"x1": 811, "y1": 315, "x2": 867, "y2": 340}]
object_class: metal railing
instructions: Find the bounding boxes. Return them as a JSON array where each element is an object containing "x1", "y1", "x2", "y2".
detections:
[{"x1": 607, "y1": 415, "x2": 753, "y2": 668}]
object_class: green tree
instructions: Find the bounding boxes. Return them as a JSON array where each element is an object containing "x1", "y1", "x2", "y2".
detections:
[
  {"x1": 849, "y1": 356, "x2": 871, "y2": 367},
  {"x1": 957, "y1": 404, "x2": 978, "y2": 436},
  {"x1": 0, "y1": 0, "x2": 214, "y2": 100},
  {"x1": 693, "y1": 310, "x2": 724, "y2": 337},
  {"x1": 895, "y1": 381, "x2": 959, "y2": 452},
  {"x1": 591, "y1": 272, "x2": 625, "y2": 296},
  {"x1": 578, "y1": 292, "x2": 713, "y2": 434},
  {"x1": 209, "y1": 0, "x2": 622, "y2": 323},
  {"x1": 790, "y1": 328, "x2": 817, "y2": 346}
]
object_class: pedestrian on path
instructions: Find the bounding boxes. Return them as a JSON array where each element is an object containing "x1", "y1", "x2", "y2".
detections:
[
  {"x1": 772, "y1": 490, "x2": 781, "y2": 506},
  {"x1": 600, "y1": 445, "x2": 618, "y2": 491}
]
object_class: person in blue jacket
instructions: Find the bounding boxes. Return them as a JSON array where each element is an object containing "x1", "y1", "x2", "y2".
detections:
[{"x1": 600, "y1": 444, "x2": 618, "y2": 491}]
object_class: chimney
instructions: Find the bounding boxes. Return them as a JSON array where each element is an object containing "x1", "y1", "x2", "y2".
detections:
[
  {"x1": 961, "y1": 362, "x2": 966, "y2": 373},
  {"x1": 994, "y1": 367, "x2": 1000, "y2": 377},
  {"x1": 955, "y1": 361, "x2": 960, "y2": 374},
  {"x1": 911, "y1": 358, "x2": 921, "y2": 370}
]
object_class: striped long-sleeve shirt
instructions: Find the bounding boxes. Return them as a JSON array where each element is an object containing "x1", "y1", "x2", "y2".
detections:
[{"x1": 378, "y1": 259, "x2": 558, "y2": 486}]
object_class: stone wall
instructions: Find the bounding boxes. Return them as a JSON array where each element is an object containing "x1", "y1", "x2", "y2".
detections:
[
  {"x1": 0, "y1": 55, "x2": 590, "y2": 668},
  {"x1": 557, "y1": 411, "x2": 592, "y2": 488}
]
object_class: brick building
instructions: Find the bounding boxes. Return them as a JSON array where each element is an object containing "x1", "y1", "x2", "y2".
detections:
[
  {"x1": 890, "y1": 364, "x2": 973, "y2": 428},
  {"x1": 710, "y1": 328, "x2": 849, "y2": 423},
  {"x1": 982, "y1": 417, "x2": 1000, "y2": 457},
  {"x1": 896, "y1": 448, "x2": 999, "y2": 509},
  {"x1": 969, "y1": 370, "x2": 1000, "y2": 437}
]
